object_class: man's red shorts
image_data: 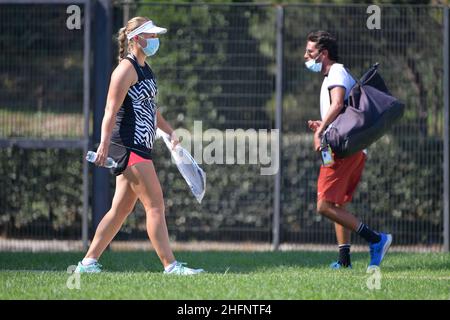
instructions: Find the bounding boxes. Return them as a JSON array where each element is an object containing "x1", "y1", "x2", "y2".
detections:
[{"x1": 317, "y1": 150, "x2": 366, "y2": 205}]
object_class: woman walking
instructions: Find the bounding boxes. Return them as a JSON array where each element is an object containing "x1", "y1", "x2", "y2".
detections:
[{"x1": 75, "y1": 17, "x2": 204, "y2": 275}]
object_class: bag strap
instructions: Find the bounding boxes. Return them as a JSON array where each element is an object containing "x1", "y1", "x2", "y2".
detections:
[
  {"x1": 327, "y1": 63, "x2": 361, "y2": 107},
  {"x1": 345, "y1": 62, "x2": 379, "y2": 86},
  {"x1": 341, "y1": 62, "x2": 376, "y2": 107}
]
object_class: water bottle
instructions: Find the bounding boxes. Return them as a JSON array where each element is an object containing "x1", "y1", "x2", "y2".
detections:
[{"x1": 86, "y1": 151, "x2": 118, "y2": 168}]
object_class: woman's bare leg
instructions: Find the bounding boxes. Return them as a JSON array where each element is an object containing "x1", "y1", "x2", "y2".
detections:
[
  {"x1": 84, "y1": 174, "x2": 138, "y2": 259},
  {"x1": 124, "y1": 161, "x2": 175, "y2": 268}
]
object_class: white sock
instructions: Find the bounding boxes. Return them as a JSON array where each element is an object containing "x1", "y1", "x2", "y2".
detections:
[
  {"x1": 82, "y1": 258, "x2": 97, "y2": 266},
  {"x1": 164, "y1": 260, "x2": 178, "y2": 272}
]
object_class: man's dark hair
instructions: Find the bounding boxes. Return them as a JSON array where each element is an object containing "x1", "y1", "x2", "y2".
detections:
[{"x1": 307, "y1": 30, "x2": 339, "y2": 62}]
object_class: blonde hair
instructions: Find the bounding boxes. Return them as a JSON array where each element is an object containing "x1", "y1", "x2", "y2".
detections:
[{"x1": 117, "y1": 16, "x2": 149, "y2": 63}]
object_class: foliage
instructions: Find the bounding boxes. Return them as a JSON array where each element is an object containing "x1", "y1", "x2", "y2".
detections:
[
  {"x1": 0, "y1": 133, "x2": 442, "y2": 245},
  {"x1": 0, "y1": 1, "x2": 445, "y2": 246},
  {"x1": 0, "y1": 148, "x2": 84, "y2": 239},
  {"x1": 0, "y1": 4, "x2": 84, "y2": 114}
]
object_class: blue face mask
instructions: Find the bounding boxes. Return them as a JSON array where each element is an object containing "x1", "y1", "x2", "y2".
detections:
[
  {"x1": 140, "y1": 37, "x2": 160, "y2": 56},
  {"x1": 305, "y1": 53, "x2": 322, "y2": 72}
]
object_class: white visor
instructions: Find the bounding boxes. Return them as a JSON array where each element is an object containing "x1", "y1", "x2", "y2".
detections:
[{"x1": 127, "y1": 20, "x2": 167, "y2": 40}]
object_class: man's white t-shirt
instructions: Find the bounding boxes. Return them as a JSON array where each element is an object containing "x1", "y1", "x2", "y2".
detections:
[
  {"x1": 320, "y1": 63, "x2": 356, "y2": 120},
  {"x1": 319, "y1": 63, "x2": 367, "y2": 155}
]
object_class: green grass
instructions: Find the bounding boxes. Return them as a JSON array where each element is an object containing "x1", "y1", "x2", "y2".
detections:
[{"x1": 0, "y1": 251, "x2": 449, "y2": 299}]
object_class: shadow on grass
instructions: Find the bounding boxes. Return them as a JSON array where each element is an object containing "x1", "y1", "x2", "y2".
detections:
[
  {"x1": 0, "y1": 251, "x2": 447, "y2": 274},
  {"x1": 0, "y1": 250, "x2": 360, "y2": 273}
]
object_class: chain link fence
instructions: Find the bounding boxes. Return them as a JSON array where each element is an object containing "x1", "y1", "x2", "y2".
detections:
[
  {"x1": 0, "y1": 1, "x2": 448, "y2": 251},
  {"x1": 281, "y1": 4, "x2": 445, "y2": 246},
  {"x1": 0, "y1": 0, "x2": 90, "y2": 250}
]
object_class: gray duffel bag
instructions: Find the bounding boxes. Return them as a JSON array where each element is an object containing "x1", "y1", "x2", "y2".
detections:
[{"x1": 322, "y1": 63, "x2": 405, "y2": 158}]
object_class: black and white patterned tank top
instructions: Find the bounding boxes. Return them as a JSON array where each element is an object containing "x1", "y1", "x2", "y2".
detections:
[{"x1": 111, "y1": 54, "x2": 158, "y2": 156}]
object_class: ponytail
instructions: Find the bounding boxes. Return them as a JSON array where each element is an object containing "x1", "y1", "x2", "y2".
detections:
[
  {"x1": 118, "y1": 27, "x2": 127, "y2": 63},
  {"x1": 117, "y1": 17, "x2": 149, "y2": 63}
]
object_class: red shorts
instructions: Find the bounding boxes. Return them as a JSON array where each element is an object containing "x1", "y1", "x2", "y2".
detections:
[
  {"x1": 317, "y1": 151, "x2": 366, "y2": 205},
  {"x1": 127, "y1": 151, "x2": 152, "y2": 167}
]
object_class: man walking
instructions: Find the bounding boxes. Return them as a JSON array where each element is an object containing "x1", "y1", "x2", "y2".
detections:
[{"x1": 305, "y1": 30, "x2": 392, "y2": 270}]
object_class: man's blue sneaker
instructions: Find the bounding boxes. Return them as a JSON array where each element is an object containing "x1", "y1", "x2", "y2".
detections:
[
  {"x1": 330, "y1": 261, "x2": 352, "y2": 270},
  {"x1": 74, "y1": 261, "x2": 102, "y2": 273},
  {"x1": 368, "y1": 233, "x2": 392, "y2": 269}
]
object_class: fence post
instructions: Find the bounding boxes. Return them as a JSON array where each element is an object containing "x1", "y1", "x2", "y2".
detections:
[
  {"x1": 443, "y1": 6, "x2": 449, "y2": 252},
  {"x1": 92, "y1": 0, "x2": 112, "y2": 234},
  {"x1": 272, "y1": 5, "x2": 284, "y2": 251},
  {"x1": 123, "y1": 0, "x2": 131, "y2": 26},
  {"x1": 82, "y1": 0, "x2": 91, "y2": 251}
]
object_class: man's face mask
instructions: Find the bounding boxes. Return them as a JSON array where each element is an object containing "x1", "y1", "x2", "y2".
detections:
[{"x1": 305, "y1": 52, "x2": 322, "y2": 73}]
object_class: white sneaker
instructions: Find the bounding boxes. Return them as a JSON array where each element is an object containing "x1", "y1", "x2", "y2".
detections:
[
  {"x1": 74, "y1": 261, "x2": 102, "y2": 273},
  {"x1": 164, "y1": 262, "x2": 205, "y2": 275}
]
